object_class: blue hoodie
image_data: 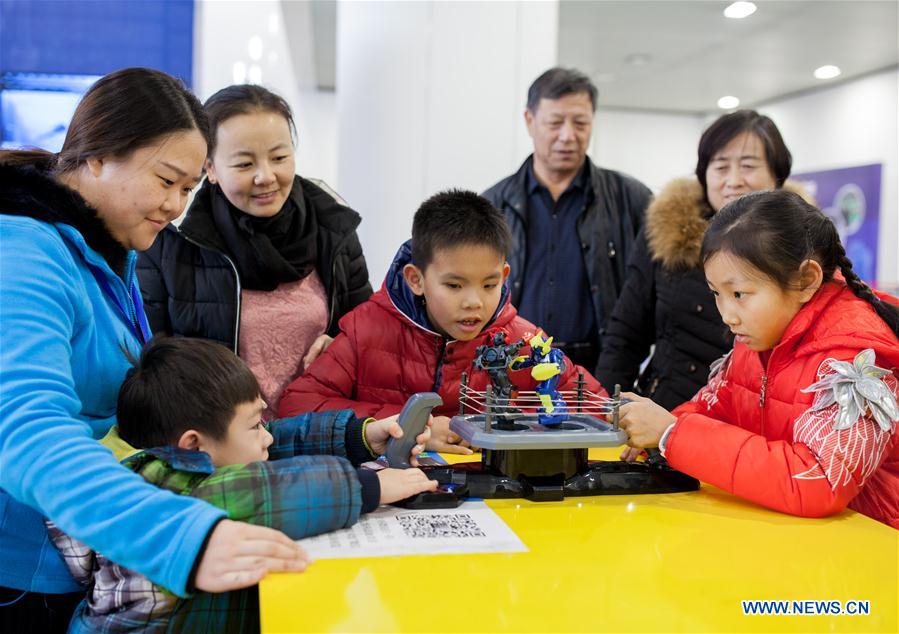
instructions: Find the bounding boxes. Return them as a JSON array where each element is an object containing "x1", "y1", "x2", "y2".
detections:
[{"x1": 0, "y1": 166, "x2": 225, "y2": 595}]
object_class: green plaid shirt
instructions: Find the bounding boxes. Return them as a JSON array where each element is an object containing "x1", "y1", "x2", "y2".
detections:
[{"x1": 48, "y1": 409, "x2": 369, "y2": 633}]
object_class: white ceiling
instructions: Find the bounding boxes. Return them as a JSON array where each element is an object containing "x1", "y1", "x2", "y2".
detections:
[{"x1": 558, "y1": 0, "x2": 899, "y2": 114}]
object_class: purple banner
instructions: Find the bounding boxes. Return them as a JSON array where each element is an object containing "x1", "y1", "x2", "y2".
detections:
[{"x1": 793, "y1": 164, "x2": 882, "y2": 285}]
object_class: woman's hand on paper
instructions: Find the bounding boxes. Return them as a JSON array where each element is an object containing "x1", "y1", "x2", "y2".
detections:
[{"x1": 194, "y1": 519, "x2": 310, "y2": 591}]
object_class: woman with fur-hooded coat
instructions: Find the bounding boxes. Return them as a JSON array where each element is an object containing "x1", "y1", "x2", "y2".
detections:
[{"x1": 597, "y1": 111, "x2": 807, "y2": 410}]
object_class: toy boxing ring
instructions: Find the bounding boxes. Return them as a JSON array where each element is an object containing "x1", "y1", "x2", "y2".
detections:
[{"x1": 423, "y1": 374, "x2": 700, "y2": 502}]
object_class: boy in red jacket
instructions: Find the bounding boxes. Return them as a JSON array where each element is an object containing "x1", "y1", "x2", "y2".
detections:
[{"x1": 279, "y1": 189, "x2": 605, "y2": 453}]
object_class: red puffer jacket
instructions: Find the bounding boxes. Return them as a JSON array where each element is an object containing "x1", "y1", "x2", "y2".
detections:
[
  {"x1": 279, "y1": 242, "x2": 604, "y2": 419},
  {"x1": 666, "y1": 280, "x2": 899, "y2": 528}
]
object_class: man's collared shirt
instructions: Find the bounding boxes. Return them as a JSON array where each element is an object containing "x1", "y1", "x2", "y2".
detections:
[{"x1": 517, "y1": 160, "x2": 598, "y2": 346}]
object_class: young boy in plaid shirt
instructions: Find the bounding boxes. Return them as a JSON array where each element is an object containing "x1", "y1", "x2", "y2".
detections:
[{"x1": 47, "y1": 337, "x2": 435, "y2": 633}]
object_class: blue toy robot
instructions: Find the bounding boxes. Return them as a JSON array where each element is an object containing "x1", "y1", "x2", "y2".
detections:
[{"x1": 511, "y1": 331, "x2": 569, "y2": 426}]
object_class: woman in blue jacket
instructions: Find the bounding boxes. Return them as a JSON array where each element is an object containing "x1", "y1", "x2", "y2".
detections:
[{"x1": 0, "y1": 68, "x2": 307, "y2": 632}]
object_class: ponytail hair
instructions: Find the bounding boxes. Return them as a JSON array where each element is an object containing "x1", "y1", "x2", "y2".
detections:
[
  {"x1": 0, "y1": 149, "x2": 58, "y2": 169},
  {"x1": 701, "y1": 189, "x2": 899, "y2": 336}
]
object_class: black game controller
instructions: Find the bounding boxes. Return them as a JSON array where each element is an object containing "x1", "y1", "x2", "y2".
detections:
[{"x1": 394, "y1": 481, "x2": 470, "y2": 510}]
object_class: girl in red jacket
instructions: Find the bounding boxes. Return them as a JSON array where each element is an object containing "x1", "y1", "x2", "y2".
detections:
[{"x1": 619, "y1": 190, "x2": 899, "y2": 528}]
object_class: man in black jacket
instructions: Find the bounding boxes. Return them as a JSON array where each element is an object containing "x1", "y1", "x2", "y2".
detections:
[{"x1": 483, "y1": 67, "x2": 651, "y2": 374}]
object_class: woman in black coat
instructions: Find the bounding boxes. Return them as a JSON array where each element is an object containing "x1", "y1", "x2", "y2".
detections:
[
  {"x1": 596, "y1": 110, "x2": 805, "y2": 410},
  {"x1": 139, "y1": 85, "x2": 371, "y2": 417}
]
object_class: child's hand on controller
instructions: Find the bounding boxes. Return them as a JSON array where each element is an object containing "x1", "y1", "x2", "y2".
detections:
[
  {"x1": 620, "y1": 447, "x2": 647, "y2": 462},
  {"x1": 377, "y1": 468, "x2": 438, "y2": 504},
  {"x1": 618, "y1": 392, "x2": 676, "y2": 448},
  {"x1": 365, "y1": 415, "x2": 432, "y2": 466}
]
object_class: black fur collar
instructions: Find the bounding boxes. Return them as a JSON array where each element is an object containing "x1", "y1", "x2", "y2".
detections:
[{"x1": 0, "y1": 162, "x2": 128, "y2": 273}]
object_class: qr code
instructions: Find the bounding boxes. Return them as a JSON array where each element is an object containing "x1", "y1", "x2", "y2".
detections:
[{"x1": 395, "y1": 513, "x2": 486, "y2": 538}]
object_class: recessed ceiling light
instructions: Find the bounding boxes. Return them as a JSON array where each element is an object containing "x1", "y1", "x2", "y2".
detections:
[
  {"x1": 718, "y1": 95, "x2": 740, "y2": 109},
  {"x1": 724, "y1": 2, "x2": 757, "y2": 19},
  {"x1": 232, "y1": 61, "x2": 247, "y2": 84},
  {"x1": 814, "y1": 65, "x2": 842, "y2": 80},
  {"x1": 247, "y1": 36, "x2": 263, "y2": 62}
]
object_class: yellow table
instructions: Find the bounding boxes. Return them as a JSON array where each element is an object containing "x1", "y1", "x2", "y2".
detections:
[{"x1": 261, "y1": 449, "x2": 898, "y2": 633}]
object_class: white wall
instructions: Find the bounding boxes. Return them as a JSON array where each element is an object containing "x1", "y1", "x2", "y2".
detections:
[
  {"x1": 592, "y1": 109, "x2": 703, "y2": 193},
  {"x1": 336, "y1": 0, "x2": 559, "y2": 285},
  {"x1": 757, "y1": 68, "x2": 899, "y2": 286},
  {"x1": 193, "y1": 0, "x2": 338, "y2": 188}
]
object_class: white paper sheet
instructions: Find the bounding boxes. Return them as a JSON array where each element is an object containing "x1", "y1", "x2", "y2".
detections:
[{"x1": 297, "y1": 501, "x2": 527, "y2": 559}]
